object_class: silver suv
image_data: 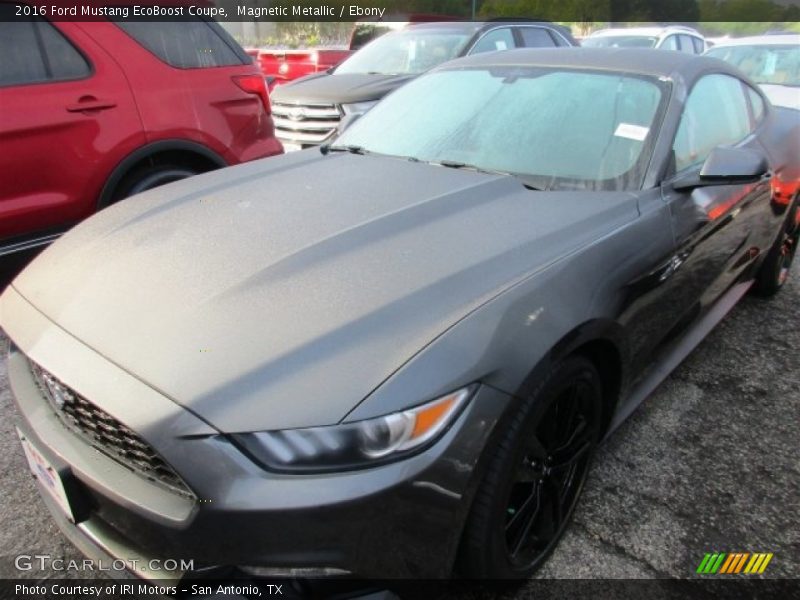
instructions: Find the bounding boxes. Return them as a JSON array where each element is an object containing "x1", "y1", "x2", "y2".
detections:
[{"x1": 583, "y1": 26, "x2": 706, "y2": 54}]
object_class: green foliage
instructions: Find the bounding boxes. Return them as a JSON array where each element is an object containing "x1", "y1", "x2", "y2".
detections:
[
  {"x1": 699, "y1": 21, "x2": 800, "y2": 35},
  {"x1": 391, "y1": 0, "x2": 474, "y2": 17},
  {"x1": 479, "y1": 0, "x2": 611, "y2": 21},
  {"x1": 250, "y1": 23, "x2": 354, "y2": 48},
  {"x1": 698, "y1": 0, "x2": 800, "y2": 34},
  {"x1": 699, "y1": 0, "x2": 794, "y2": 21},
  {"x1": 477, "y1": 0, "x2": 798, "y2": 22}
]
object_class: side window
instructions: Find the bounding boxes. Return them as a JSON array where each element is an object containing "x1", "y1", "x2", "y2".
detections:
[
  {"x1": 517, "y1": 27, "x2": 556, "y2": 48},
  {"x1": 660, "y1": 35, "x2": 679, "y2": 51},
  {"x1": 38, "y1": 21, "x2": 91, "y2": 80},
  {"x1": 115, "y1": 21, "x2": 247, "y2": 68},
  {"x1": 692, "y1": 37, "x2": 705, "y2": 54},
  {"x1": 746, "y1": 85, "x2": 766, "y2": 124},
  {"x1": 677, "y1": 35, "x2": 696, "y2": 54},
  {"x1": 672, "y1": 74, "x2": 752, "y2": 173},
  {"x1": 0, "y1": 19, "x2": 47, "y2": 86},
  {"x1": 470, "y1": 28, "x2": 515, "y2": 55},
  {"x1": 0, "y1": 8, "x2": 89, "y2": 87}
]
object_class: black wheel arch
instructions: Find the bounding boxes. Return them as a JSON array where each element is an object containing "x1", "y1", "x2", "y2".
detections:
[
  {"x1": 462, "y1": 319, "x2": 628, "y2": 513},
  {"x1": 98, "y1": 140, "x2": 228, "y2": 209},
  {"x1": 515, "y1": 318, "x2": 628, "y2": 441}
]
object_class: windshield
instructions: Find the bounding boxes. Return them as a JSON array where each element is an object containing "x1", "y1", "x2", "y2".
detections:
[
  {"x1": 335, "y1": 28, "x2": 473, "y2": 75},
  {"x1": 706, "y1": 44, "x2": 800, "y2": 87},
  {"x1": 335, "y1": 67, "x2": 665, "y2": 191},
  {"x1": 583, "y1": 36, "x2": 658, "y2": 48}
]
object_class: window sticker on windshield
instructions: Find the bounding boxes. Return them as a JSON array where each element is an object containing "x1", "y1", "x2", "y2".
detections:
[
  {"x1": 495, "y1": 41, "x2": 508, "y2": 50},
  {"x1": 614, "y1": 123, "x2": 649, "y2": 141}
]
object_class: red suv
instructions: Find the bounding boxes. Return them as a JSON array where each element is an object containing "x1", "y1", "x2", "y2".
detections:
[{"x1": 0, "y1": 11, "x2": 283, "y2": 258}]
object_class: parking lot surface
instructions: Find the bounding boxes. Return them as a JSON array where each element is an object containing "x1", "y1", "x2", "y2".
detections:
[{"x1": 1, "y1": 262, "x2": 798, "y2": 587}]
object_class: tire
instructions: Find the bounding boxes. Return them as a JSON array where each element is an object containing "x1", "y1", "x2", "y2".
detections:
[
  {"x1": 458, "y1": 356, "x2": 603, "y2": 579},
  {"x1": 111, "y1": 165, "x2": 198, "y2": 204},
  {"x1": 753, "y1": 199, "x2": 799, "y2": 297}
]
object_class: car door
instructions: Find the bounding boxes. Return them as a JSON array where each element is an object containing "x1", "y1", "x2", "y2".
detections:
[
  {"x1": 656, "y1": 74, "x2": 773, "y2": 341},
  {"x1": 0, "y1": 11, "x2": 143, "y2": 248}
]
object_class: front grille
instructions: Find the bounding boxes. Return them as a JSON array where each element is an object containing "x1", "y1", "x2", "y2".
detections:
[
  {"x1": 29, "y1": 362, "x2": 194, "y2": 499},
  {"x1": 272, "y1": 101, "x2": 341, "y2": 147}
]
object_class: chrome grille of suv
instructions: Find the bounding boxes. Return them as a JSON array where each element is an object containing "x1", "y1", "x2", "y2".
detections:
[
  {"x1": 29, "y1": 362, "x2": 194, "y2": 498},
  {"x1": 272, "y1": 101, "x2": 341, "y2": 147}
]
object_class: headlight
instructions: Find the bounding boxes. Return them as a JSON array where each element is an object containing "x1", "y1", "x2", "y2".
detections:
[
  {"x1": 231, "y1": 387, "x2": 472, "y2": 473},
  {"x1": 340, "y1": 100, "x2": 379, "y2": 116}
]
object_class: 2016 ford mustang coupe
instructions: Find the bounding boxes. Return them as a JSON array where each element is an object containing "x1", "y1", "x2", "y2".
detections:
[{"x1": 2, "y1": 49, "x2": 798, "y2": 581}]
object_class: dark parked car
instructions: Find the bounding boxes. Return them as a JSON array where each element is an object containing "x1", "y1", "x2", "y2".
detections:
[
  {"x1": 270, "y1": 20, "x2": 576, "y2": 150},
  {"x1": 3, "y1": 49, "x2": 798, "y2": 583},
  {"x1": 256, "y1": 15, "x2": 459, "y2": 91},
  {"x1": 0, "y1": 8, "x2": 282, "y2": 260}
]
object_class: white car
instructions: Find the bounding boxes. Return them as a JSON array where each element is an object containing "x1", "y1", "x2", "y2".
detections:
[
  {"x1": 705, "y1": 34, "x2": 800, "y2": 110},
  {"x1": 583, "y1": 26, "x2": 706, "y2": 54}
]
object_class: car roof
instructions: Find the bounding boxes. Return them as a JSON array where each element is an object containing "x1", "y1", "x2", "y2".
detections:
[
  {"x1": 708, "y1": 34, "x2": 800, "y2": 47},
  {"x1": 440, "y1": 47, "x2": 732, "y2": 80},
  {"x1": 589, "y1": 26, "x2": 701, "y2": 38}
]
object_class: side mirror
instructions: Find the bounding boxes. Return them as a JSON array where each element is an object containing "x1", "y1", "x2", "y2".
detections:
[{"x1": 672, "y1": 147, "x2": 769, "y2": 191}]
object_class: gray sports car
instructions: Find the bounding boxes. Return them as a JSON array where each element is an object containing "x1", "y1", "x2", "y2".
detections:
[{"x1": 2, "y1": 49, "x2": 799, "y2": 582}]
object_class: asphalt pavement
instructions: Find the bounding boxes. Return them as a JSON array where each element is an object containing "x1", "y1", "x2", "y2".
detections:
[{"x1": 0, "y1": 261, "x2": 797, "y2": 591}]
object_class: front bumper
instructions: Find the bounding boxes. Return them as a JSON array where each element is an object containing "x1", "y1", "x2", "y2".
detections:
[{"x1": 2, "y1": 286, "x2": 512, "y2": 580}]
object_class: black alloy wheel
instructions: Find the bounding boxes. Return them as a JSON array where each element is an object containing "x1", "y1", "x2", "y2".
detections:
[
  {"x1": 459, "y1": 356, "x2": 603, "y2": 579},
  {"x1": 754, "y1": 199, "x2": 799, "y2": 297},
  {"x1": 504, "y1": 375, "x2": 598, "y2": 567}
]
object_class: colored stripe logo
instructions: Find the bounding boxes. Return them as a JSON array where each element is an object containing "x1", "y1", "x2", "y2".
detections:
[{"x1": 697, "y1": 552, "x2": 773, "y2": 574}]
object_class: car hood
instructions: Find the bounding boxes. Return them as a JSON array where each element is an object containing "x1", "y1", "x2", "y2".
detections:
[
  {"x1": 11, "y1": 152, "x2": 638, "y2": 432},
  {"x1": 271, "y1": 71, "x2": 415, "y2": 104}
]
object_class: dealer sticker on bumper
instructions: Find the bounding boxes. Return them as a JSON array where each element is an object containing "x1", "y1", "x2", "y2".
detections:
[{"x1": 17, "y1": 428, "x2": 75, "y2": 522}]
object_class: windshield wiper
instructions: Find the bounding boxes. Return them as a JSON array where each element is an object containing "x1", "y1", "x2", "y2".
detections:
[
  {"x1": 435, "y1": 160, "x2": 514, "y2": 178},
  {"x1": 435, "y1": 160, "x2": 546, "y2": 191},
  {"x1": 321, "y1": 144, "x2": 369, "y2": 156},
  {"x1": 437, "y1": 160, "x2": 471, "y2": 169}
]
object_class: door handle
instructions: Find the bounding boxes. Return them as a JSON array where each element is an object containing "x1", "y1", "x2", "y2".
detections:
[{"x1": 66, "y1": 96, "x2": 117, "y2": 113}]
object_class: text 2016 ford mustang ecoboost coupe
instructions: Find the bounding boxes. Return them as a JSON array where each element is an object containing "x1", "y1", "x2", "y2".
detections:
[{"x1": 2, "y1": 49, "x2": 798, "y2": 581}]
